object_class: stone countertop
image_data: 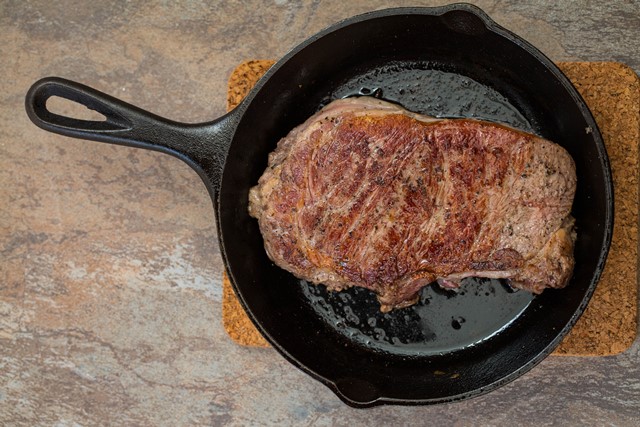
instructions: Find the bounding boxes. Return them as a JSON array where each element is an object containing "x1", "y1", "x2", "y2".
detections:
[{"x1": 1, "y1": 1, "x2": 639, "y2": 425}]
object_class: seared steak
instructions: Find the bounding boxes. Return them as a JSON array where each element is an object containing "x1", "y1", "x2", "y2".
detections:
[{"x1": 249, "y1": 97, "x2": 576, "y2": 311}]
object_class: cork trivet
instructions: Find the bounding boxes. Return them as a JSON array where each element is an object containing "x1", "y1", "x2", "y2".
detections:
[{"x1": 222, "y1": 60, "x2": 639, "y2": 355}]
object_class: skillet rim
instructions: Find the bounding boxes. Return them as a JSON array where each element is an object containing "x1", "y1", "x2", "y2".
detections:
[{"x1": 217, "y1": 4, "x2": 614, "y2": 407}]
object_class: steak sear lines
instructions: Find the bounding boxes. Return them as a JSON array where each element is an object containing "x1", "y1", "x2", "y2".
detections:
[{"x1": 249, "y1": 97, "x2": 577, "y2": 311}]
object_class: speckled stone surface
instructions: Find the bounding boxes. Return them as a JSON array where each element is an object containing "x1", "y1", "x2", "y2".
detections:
[{"x1": 1, "y1": 1, "x2": 639, "y2": 425}]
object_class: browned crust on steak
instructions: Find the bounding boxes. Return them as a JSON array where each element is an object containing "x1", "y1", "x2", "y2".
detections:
[{"x1": 249, "y1": 97, "x2": 577, "y2": 311}]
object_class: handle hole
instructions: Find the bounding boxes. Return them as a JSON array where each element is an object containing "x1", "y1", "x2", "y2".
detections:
[{"x1": 46, "y1": 96, "x2": 107, "y2": 122}]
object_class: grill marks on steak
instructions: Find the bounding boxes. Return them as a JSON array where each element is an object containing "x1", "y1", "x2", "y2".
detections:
[{"x1": 249, "y1": 97, "x2": 577, "y2": 311}]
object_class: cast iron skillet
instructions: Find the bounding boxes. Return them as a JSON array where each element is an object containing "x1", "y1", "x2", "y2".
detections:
[{"x1": 25, "y1": 4, "x2": 613, "y2": 407}]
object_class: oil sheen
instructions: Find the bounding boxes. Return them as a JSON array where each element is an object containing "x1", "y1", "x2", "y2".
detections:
[
  {"x1": 301, "y1": 278, "x2": 534, "y2": 356},
  {"x1": 300, "y1": 61, "x2": 537, "y2": 356}
]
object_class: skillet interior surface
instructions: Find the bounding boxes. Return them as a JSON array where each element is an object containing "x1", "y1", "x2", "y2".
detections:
[{"x1": 218, "y1": 6, "x2": 612, "y2": 406}]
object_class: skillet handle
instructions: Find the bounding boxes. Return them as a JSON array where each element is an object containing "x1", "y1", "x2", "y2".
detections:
[{"x1": 25, "y1": 76, "x2": 238, "y2": 193}]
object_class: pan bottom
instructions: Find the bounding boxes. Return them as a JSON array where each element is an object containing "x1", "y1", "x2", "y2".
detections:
[
  {"x1": 320, "y1": 60, "x2": 535, "y2": 134},
  {"x1": 297, "y1": 61, "x2": 537, "y2": 357},
  {"x1": 300, "y1": 278, "x2": 535, "y2": 357}
]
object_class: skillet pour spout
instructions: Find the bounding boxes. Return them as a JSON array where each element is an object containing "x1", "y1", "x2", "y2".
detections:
[{"x1": 25, "y1": 3, "x2": 613, "y2": 407}]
